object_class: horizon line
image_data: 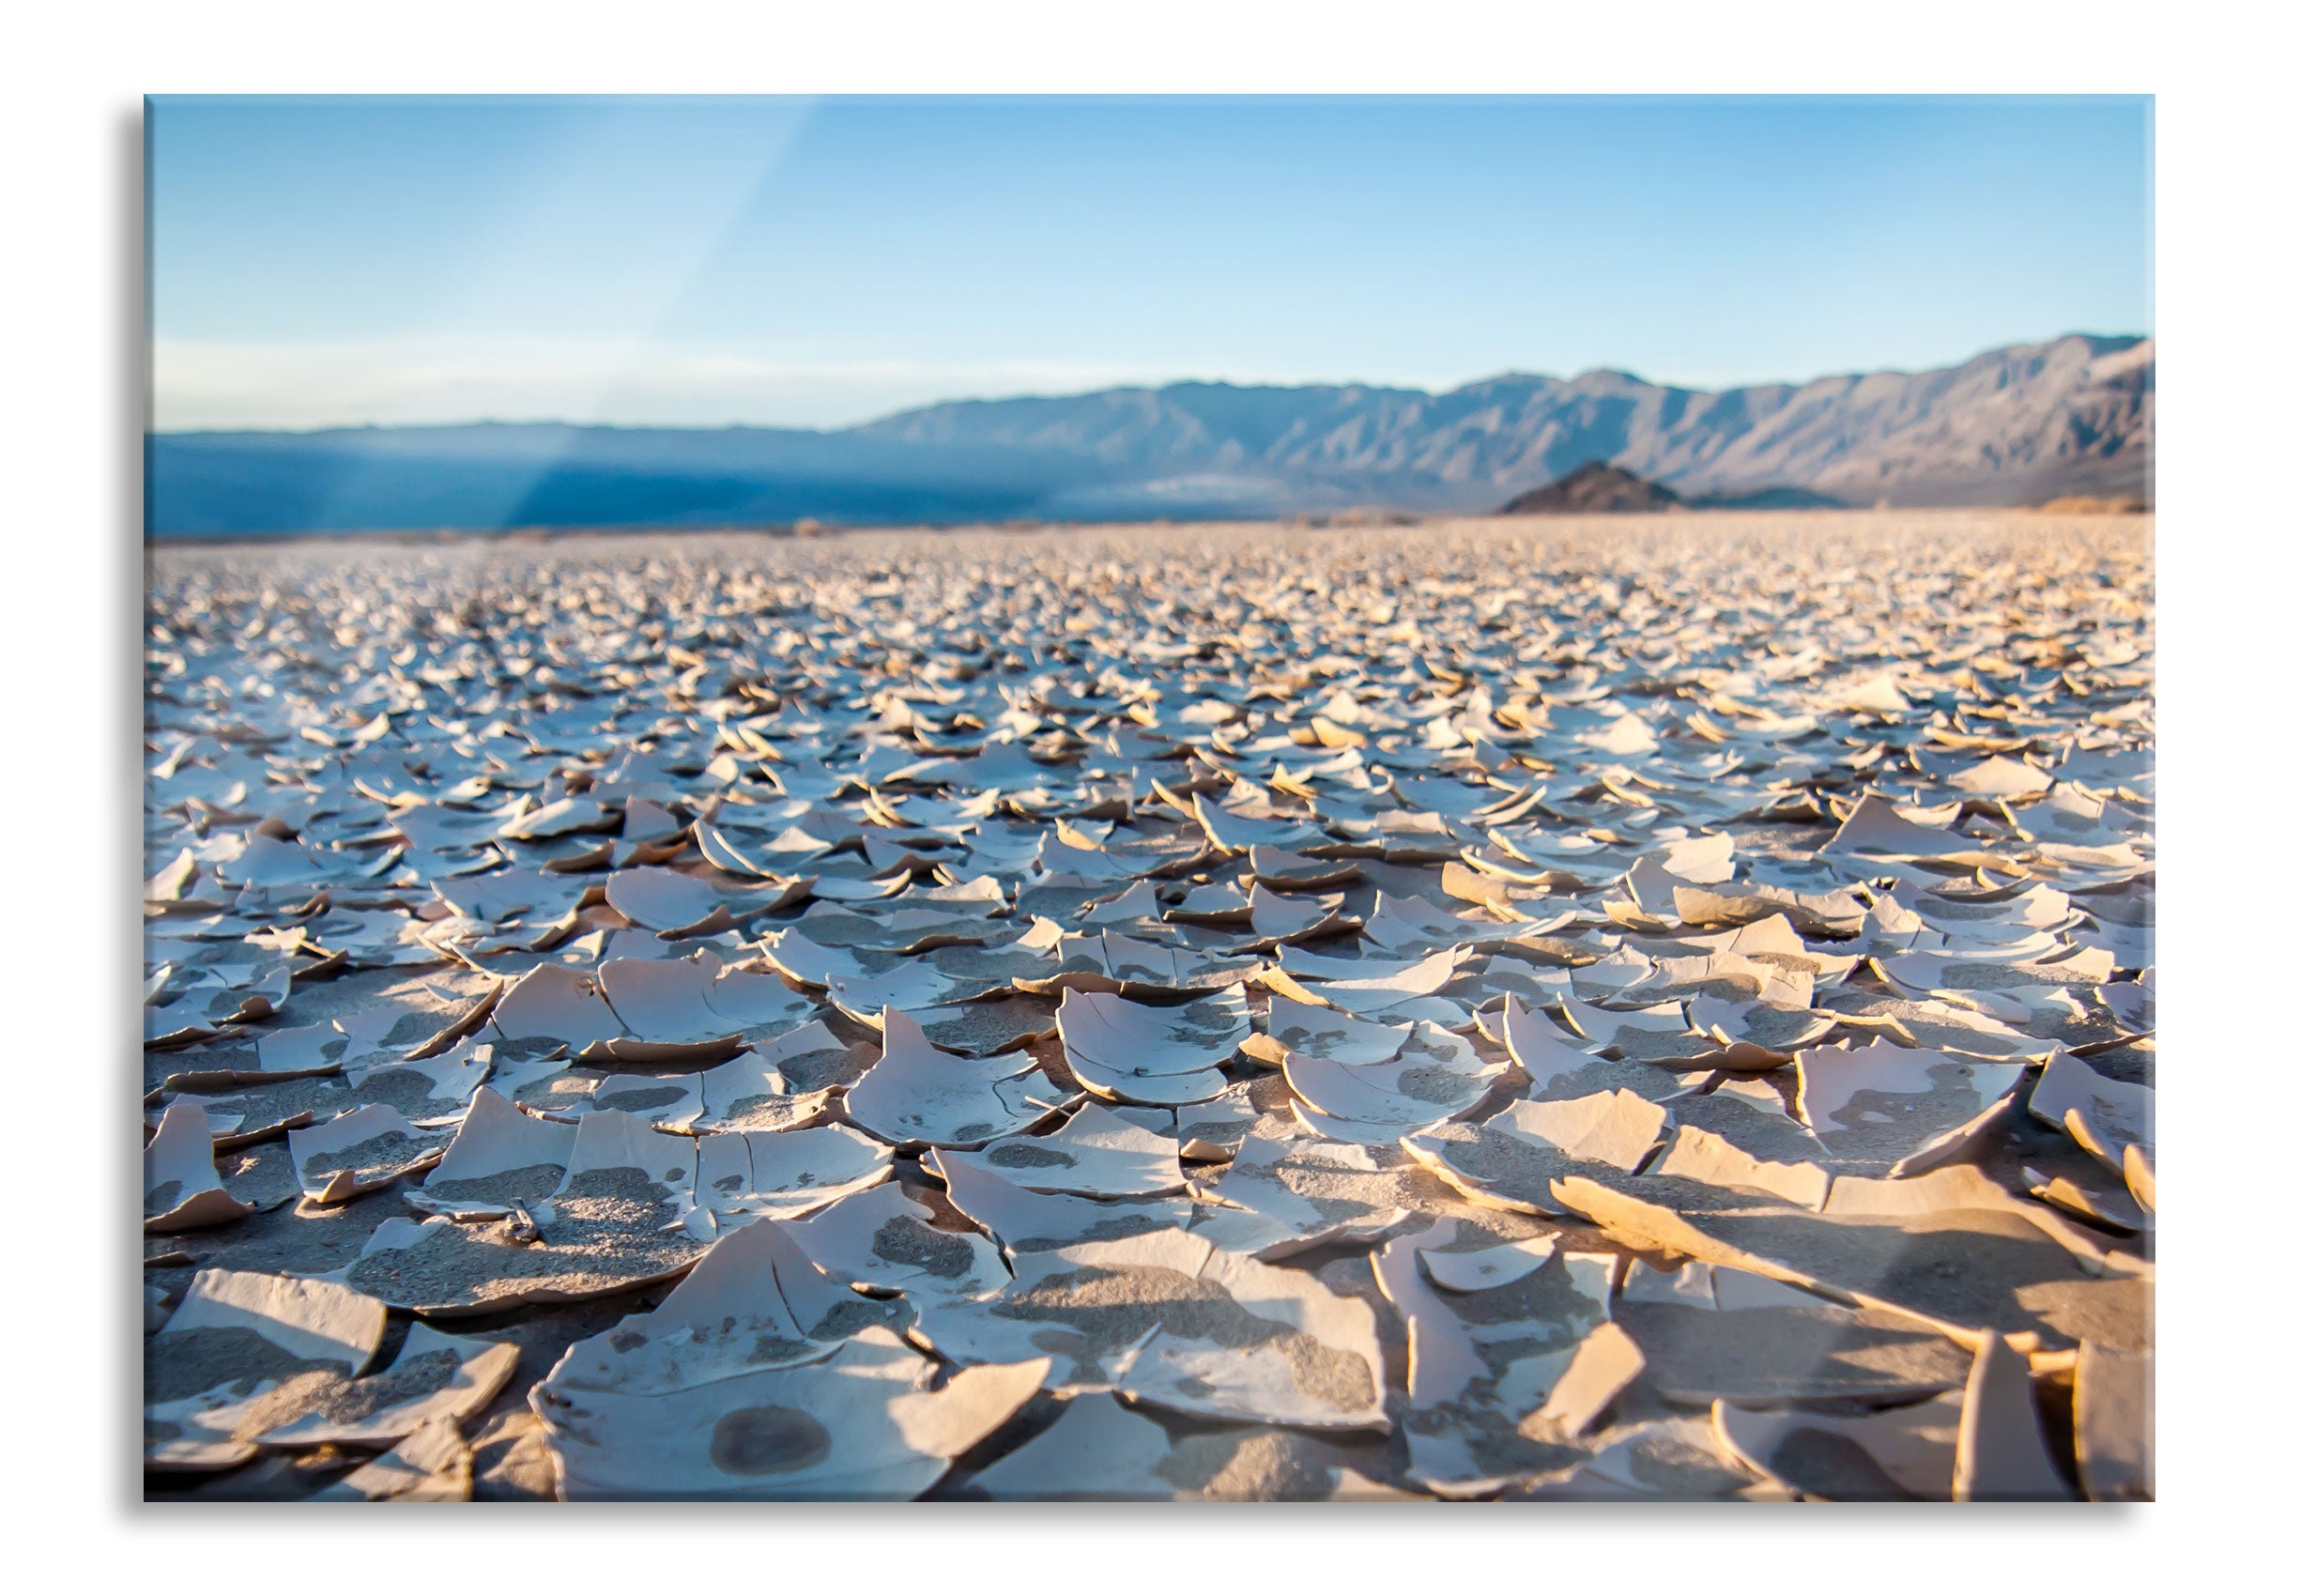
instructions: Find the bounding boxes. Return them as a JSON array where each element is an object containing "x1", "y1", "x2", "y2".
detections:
[{"x1": 148, "y1": 328, "x2": 2153, "y2": 438}]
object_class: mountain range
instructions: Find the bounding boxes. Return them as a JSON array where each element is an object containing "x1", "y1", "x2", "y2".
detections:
[{"x1": 146, "y1": 332, "x2": 2152, "y2": 537}]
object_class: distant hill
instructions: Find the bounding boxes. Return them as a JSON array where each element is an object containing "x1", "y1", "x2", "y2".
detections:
[
  {"x1": 1495, "y1": 463, "x2": 1850, "y2": 514},
  {"x1": 147, "y1": 332, "x2": 2152, "y2": 536},
  {"x1": 1499, "y1": 461, "x2": 1680, "y2": 514}
]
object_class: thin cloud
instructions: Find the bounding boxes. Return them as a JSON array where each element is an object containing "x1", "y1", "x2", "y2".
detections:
[{"x1": 149, "y1": 338, "x2": 1313, "y2": 431}]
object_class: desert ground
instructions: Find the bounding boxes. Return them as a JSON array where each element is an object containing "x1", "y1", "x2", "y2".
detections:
[{"x1": 142, "y1": 512, "x2": 2154, "y2": 1501}]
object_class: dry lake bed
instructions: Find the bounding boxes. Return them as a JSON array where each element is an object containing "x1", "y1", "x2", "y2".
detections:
[{"x1": 142, "y1": 513, "x2": 2154, "y2": 1501}]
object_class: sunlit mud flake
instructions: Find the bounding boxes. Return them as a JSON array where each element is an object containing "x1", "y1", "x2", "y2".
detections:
[
  {"x1": 1227, "y1": 883, "x2": 1359, "y2": 948},
  {"x1": 1569, "y1": 708, "x2": 1659, "y2": 758},
  {"x1": 694, "y1": 820, "x2": 804, "y2": 880},
  {"x1": 786, "y1": 900, "x2": 1014, "y2": 955},
  {"x1": 1413, "y1": 1235, "x2": 1560, "y2": 1293},
  {"x1": 1339, "y1": 890, "x2": 1471, "y2": 954},
  {"x1": 1680, "y1": 912, "x2": 1860, "y2": 983},
  {"x1": 1173, "y1": 1078, "x2": 1302, "y2": 1160},
  {"x1": 1374, "y1": 1227, "x2": 1620, "y2": 1485},
  {"x1": 1791, "y1": 1041, "x2": 2025, "y2": 1177},
  {"x1": 1578, "y1": 1415, "x2": 1771, "y2": 1498},
  {"x1": 755, "y1": 927, "x2": 880, "y2": 990},
  {"x1": 2024, "y1": 1160, "x2": 2150, "y2": 1234},
  {"x1": 208, "y1": 833, "x2": 336, "y2": 892},
  {"x1": 489, "y1": 962, "x2": 624, "y2": 1056},
  {"x1": 1257, "y1": 993, "x2": 1413, "y2": 1067},
  {"x1": 694, "y1": 960, "x2": 823, "y2": 1049},
  {"x1": 288, "y1": 1104, "x2": 449, "y2": 1203},
  {"x1": 483, "y1": 1051, "x2": 601, "y2": 1119},
  {"x1": 538, "y1": 1101, "x2": 703, "y2": 1219},
  {"x1": 1402, "y1": 1091, "x2": 1669, "y2": 1217},
  {"x1": 1869, "y1": 948, "x2": 2111, "y2": 1027},
  {"x1": 248, "y1": 1021, "x2": 364, "y2": 1082},
  {"x1": 498, "y1": 796, "x2": 613, "y2": 841},
  {"x1": 2120, "y1": 1139, "x2": 2154, "y2": 1217},
  {"x1": 1036, "y1": 826, "x2": 1143, "y2": 884},
  {"x1": 1186, "y1": 1134, "x2": 1417, "y2": 1258},
  {"x1": 1526, "y1": 1323, "x2": 1647, "y2": 1440},
  {"x1": 1660, "y1": 992, "x2": 1826, "y2": 1062},
  {"x1": 255, "y1": 1322, "x2": 518, "y2": 1449},
  {"x1": 695, "y1": 1124, "x2": 894, "y2": 1225},
  {"x1": 891, "y1": 995, "x2": 1052, "y2": 1060},
  {"x1": 1178, "y1": 1432, "x2": 1426, "y2": 1500},
  {"x1": 1263, "y1": 946, "x2": 1464, "y2": 1019},
  {"x1": 937, "y1": 1159, "x2": 1196, "y2": 1258},
  {"x1": 598, "y1": 866, "x2": 728, "y2": 937},
  {"x1": 1031, "y1": 929, "x2": 1256, "y2": 999},
  {"x1": 961, "y1": 1390, "x2": 1184, "y2": 1499},
  {"x1": 1560, "y1": 996, "x2": 1710, "y2": 1068},
  {"x1": 961, "y1": 1389, "x2": 1416, "y2": 1502},
  {"x1": 1190, "y1": 792, "x2": 1326, "y2": 854},
  {"x1": 1943, "y1": 755, "x2": 2055, "y2": 800},
  {"x1": 2073, "y1": 1341, "x2": 2152, "y2": 1501},
  {"x1": 539, "y1": 1323, "x2": 1047, "y2": 1500},
  {"x1": 146, "y1": 993, "x2": 240, "y2": 1057},
  {"x1": 430, "y1": 866, "x2": 582, "y2": 928},
  {"x1": 683, "y1": 1049, "x2": 835, "y2": 1135},
  {"x1": 1055, "y1": 985, "x2": 1247, "y2": 1106},
  {"x1": 1282, "y1": 1022, "x2": 1509, "y2": 1145},
  {"x1": 779, "y1": 1180, "x2": 1008, "y2": 1299},
  {"x1": 341, "y1": 1037, "x2": 494, "y2": 1128},
  {"x1": 403, "y1": 1086, "x2": 576, "y2": 1220},
  {"x1": 2027, "y1": 1050, "x2": 2153, "y2": 1176},
  {"x1": 1565, "y1": 945, "x2": 1660, "y2": 999},
  {"x1": 1372, "y1": 1221, "x2": 1610, "y2": 1409},
  {"x1": 1482, "y1": 826, "x2": 1633, "y2": 885},
  {"x1": 143, "y1": 1100, "x2": 256, "y2": 1233},
  {"x1": 308, "y1": 1416, "x2": 475, "y2": 1501},
  {"x1": 145, "y1": 1268, "x2": 389, "y2": 1470},
  {"x1": 1635, "y1": 952, "x2": 1817, "y2": 1024},
  {"x1": 841, "y1": 1009, "x2": 1067, "y2": 1149},
  {"x1": 1903, "y1": 879, "x2": 2078, "y2": 931},
  {"x1": 355, "y1": 975, "x2": 506, "y2": 1059},
  {"x1": 1495, "y1": 996, "x2": 1685, "y2": 1103},
  {"x1": 929, "y1": 1102, "x2": 1188, "y2": 1197},
  {"x1": 345, "y1": 1109, "x2": 709, "y2": 1313},
  {"x1": 1819, "y1": 793, "x2": 2003, "y2": 864},
  {"x1": 1617, "y1": 1259, "x2": 1969, "y2": 1404},
  {"x1": 1822, "y1": 989, "x2": 2055, "y2": 1061},
  {"x1": 1554, "y1": 1159, "x2": 2138, "y2": 1352},
  {"x1": 1059, "y1": 984, "x2": 1250, "y2": 1073},
  {"x1": 736, "y1": 1021, "x2": 869, "y2": 1094},
  {"x1": 1673, "y1": 880, "x2": 1868, "y2": 940},
  {"x1": 926, "y1": 928, "x2": 1077, "y2": 991},
  {"x1": 586, "y1": 1067, "x2": 706, "y2": 1128},
  {"x1": 1244, "y1": 845, "x2": 1363, "y2": 890},
  {"x1": 2020, "y1": 799, "x2": 2149, "y2": 863},
  {"x1": 302, "y1": 904, "x2": 458, "y2": 970},
  {"x1": 912, "y1": 1227, "x2": 1387, "y2": 1431},
  {"x1": 1666, "y1": 1075, "x2": 1835, "y2": 1169},
  {"x1": 590, "y1": 955, "x2": 749, "y2": 1064},
  {"x1": 145, "y1": 846, "x2": 206, "y2": 905},
  {"x1": 1075, "y1": 879, "x2": 1165, "y2": 928},
  {"x1": 2094, "y1": 973, "x2": 2153, "y2": 1030},
  {"x1": 1712, "y1": 1389, "x2": 1964, "y2": 1500},
  {"x1": 1637, "y1": 1122, "x2": 1834, "y2": 1209},
  {"x1": 827, "y1": 963, "x2": 965, "y2": 1023},
  {"x1": 1444, "y1": 947, "x2": 1576, "y2": 1011},
  {"x1": 1953, "y1": 1332, "x2": 2075, "y2": 1500},
  {"x1": 542, "y1": 1217, "x2": 895, "y2": 1411}
]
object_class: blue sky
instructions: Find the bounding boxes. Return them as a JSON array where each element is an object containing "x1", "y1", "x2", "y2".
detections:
[{"x1": 148, "y1": 95, "x2": 2153, "y2": 431}]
